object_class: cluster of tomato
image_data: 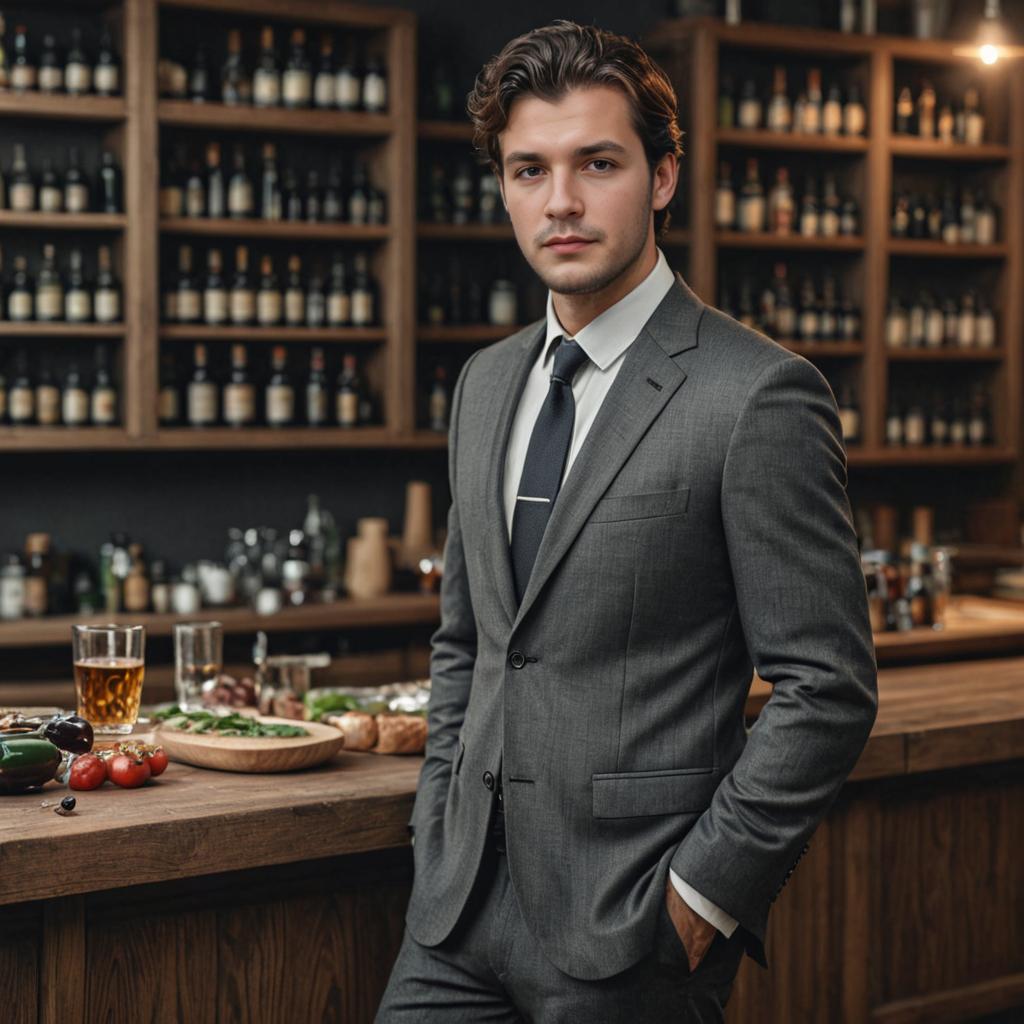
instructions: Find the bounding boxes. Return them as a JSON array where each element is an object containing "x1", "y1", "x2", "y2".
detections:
[{"x1": 69, "y1": 742, "x2": 168, "y2": 791}]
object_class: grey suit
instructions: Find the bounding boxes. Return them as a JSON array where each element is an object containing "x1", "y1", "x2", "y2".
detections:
[{"x1": 403, "y1": 275, "x2": 878, "y2": 983}]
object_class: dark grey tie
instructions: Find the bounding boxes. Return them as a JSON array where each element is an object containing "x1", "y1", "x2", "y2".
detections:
[{"x1": 510, "y1": 337, "x2": 591, "y2": 604}]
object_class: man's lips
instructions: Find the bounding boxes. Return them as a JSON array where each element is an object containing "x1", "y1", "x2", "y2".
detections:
[{"x1": 543, "y1": 237, "x2": 595, "y2": 254}]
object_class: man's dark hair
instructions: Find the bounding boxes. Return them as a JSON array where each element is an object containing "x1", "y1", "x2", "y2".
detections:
[{"x1": 466, "y1": 20, "x2": 684, "y2": 233}]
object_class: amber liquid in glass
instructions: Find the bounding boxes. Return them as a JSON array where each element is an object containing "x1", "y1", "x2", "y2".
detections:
[{"x1": 74, "y1": 656, "x2": 145, "y2": 733}]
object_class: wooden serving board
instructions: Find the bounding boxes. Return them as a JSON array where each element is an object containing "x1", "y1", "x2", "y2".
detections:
[{"x1": 155, "y1": 716, "x2": 344, "y2": 774}]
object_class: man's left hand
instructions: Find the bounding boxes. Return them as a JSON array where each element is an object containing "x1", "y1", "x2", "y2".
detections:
[{"x1": 664, "y1": 877, "x2": 718, "y2": 974}]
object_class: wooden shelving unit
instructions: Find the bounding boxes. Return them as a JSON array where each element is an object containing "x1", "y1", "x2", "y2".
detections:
[
  {"x1": 650, "y1": 17, "x2": 1023, "y2": 476},
  {"x1": 160, "y1": 217, "x2": 390, "y2": 241},
  {"x1": 157, "y1": 99, "x2": 394, "y2": 136},
  {"x1": 0, "y1": 93, "x2": 126, "y2": 122},
  {"x1": 159, "y1": 325, "x2": 387, "y2": 343},
  {"x1": 0, "y1": 212, "x2": 128, "y2": 231}
]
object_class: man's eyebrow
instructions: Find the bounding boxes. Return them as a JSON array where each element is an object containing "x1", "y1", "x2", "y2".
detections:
[{"x1": 504, "y1": 140, "x2": 628, "y2": 167}]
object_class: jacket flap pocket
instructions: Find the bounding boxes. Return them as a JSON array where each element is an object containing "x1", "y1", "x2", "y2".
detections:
[
  {"x1": 590, "y1": 487, "x2": 690, "y2": 523},
  {"x1": 592, "y1": 767, "x2": 719, "y2": 819}
]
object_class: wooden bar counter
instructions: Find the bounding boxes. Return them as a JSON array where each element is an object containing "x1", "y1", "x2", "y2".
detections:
[{"x1": 4, "y1": 655, "x2": 1024, "y2": 1023}]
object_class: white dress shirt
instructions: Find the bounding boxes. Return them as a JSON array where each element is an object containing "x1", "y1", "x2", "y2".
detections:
[{"x1": 502, "y1": 249, "x2": 739, "y2": 940}]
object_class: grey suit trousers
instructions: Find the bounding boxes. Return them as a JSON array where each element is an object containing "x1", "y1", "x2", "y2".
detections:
[{"x1": 376, "y1": 838, "x2": 744, "y2": 1023}]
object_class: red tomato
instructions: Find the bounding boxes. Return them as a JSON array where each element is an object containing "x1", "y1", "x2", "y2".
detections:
[
  {"x1": 107, "y1": 753, "x2": 151, "y2": 789},
  {"x1": 69, "y1": 753, "x2": 107, "y2": 791},
  {"x1": 146, "y1": 747, "x2": 169, "y2": 777}
]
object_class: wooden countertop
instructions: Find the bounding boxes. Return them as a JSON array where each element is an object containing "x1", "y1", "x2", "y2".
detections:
[{"x1": 4, "y1": 651, "x2": 1024, "y2": 909}]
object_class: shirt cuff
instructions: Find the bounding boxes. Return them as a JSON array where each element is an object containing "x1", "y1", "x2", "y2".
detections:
[{"x1": 669, "y1": 868, "x2": 739, "y2": 938}]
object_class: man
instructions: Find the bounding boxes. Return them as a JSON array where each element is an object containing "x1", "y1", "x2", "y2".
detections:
[{"x1": 379, "y1": 20, "x2": 877, "y2": 1023}]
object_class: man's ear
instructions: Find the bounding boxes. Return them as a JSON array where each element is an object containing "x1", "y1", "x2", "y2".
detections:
[{"x1": 651, "y1": 152, "x2": 678, "y2": 214}]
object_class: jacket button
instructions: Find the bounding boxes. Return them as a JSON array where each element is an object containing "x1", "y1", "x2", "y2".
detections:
[
  {"x1": 508, "y1": 651, "x2": 526, "y2": 669},
  {"x1": 482, "y1": 771, "x2": 495, "y2": 791}
]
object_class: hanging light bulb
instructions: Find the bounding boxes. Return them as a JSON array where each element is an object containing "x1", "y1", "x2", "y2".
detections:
[{"x1": 953, "y1": 0, "x2": 1023, "y2": 63}]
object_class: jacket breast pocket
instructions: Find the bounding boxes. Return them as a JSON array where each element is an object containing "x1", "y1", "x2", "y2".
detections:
[
  {"x1": 592, "y1": 766, "x2": 719, "y2": 819},
  {"x1": 589, "y1": 487, "x2": 690, "y2": 524}
]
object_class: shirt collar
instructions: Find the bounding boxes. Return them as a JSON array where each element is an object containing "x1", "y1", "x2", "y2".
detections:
[{"x1": 543, "y1": 248, "x2": 676, "y2": 370}]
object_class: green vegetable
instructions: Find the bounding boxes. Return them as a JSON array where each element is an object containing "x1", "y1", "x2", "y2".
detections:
[
  {"x1": 155, "y1": 706, "x2": 308, "y2": 738},
  {"x1": 303, "y1": 692, "x2": 363, "y2": 721},
  {"x1": 0, "y1": 736, "x2": 62, "y2": 794}
]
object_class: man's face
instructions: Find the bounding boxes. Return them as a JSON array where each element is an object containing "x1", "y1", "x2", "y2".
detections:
[{"x1": 498, "y1": 85, "x2": 675, "y2": 297}]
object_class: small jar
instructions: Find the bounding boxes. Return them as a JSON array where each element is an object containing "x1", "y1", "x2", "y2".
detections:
[
  {"x1": 0, "y1": 555, "x2": 26, "y2": 621},
  {"x1": 171, "y1": 577, "x2": 201, "y2": 615}
]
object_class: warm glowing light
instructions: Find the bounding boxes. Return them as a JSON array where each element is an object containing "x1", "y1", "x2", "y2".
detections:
[{"x1": 980, "y1": 43, "x2": 1000, "y2": 64}]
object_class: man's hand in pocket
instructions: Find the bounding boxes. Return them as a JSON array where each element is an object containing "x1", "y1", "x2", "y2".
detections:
[{"x1": 664, "y1": 877, "x2": 718, "y2": 974}]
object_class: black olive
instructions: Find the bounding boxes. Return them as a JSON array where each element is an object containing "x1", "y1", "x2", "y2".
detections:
[
  {"x1": 61, "y1": 795, "x2": 76, "y2": 811},
  {"x1": 43, "y1": 715, "x2": 95, "y2": 754}
]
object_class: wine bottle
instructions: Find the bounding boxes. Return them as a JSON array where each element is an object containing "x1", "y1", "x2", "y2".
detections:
[
  {"x1": 176, "y1": 245, "x2": 200, "y2": 323},
  {"x1": 65, "y1": 248, "x2": 92, "y2": 323},
  {"x1": 99, "y1": 151, "x2": 121, "y2": 213},
  {"x1": 203, "y1": 248, "x2": 227, "y2": 325},
  {"x1": 256, "y1": 253, "x2": 281, "y2": 325},
  {"x1": 253, "y1": 26, "x2": 280, "y2": 108},
  {"x1": 35, "y1": 244, "x2": 64, "y2": 322},
  {"x1": 223, "y1": 344, "x2": 255, "y2": 427},
  {"x1": 94, "y1": 244, "x2": 120, "y2": 323},
  {"x1": 187, "y1": 343, "x2": 217, "y2": 427},
  {"x1": 265, "y1": 346, "x2": 294, "y2": 427},
  {"x1": 305, "y1": 347, "x2": 328, "y2": 426},
  {"x1": 282, "y1": 28, "x2": 311, "y2": 109},
  {"x1": 64, "y1": 146, "x2": 90, "y2": 213},
  {"x1": 10, "y1": 25, "x2": 35, "y2": 93},
  {"x1": 66, "y1": 27, "x2": 92, "y2": 96},
  {"x1": 94, "y1": 27, "x2": 120, "y2": 96},
  {"x1": 227, "y1": 144, "x2": 253, "y2": 219},
  {"x1": 205, "y1": 141, "x2": 224, "y2": 219},
  {"x1": 38, "y1": 33, "x2": 63, "y2": 94},
  {"x1": 230, "y1": 245, "x2": 254, "y2": 324},
  {"x1": 221, "y1": 28, "x2": 250, "y2": 105},
  {"x1": 314, "y1": 33, "x2": 336, "y2": 109},
  {"x1": 91, "y1": 346, "x2": 118, "y2": 425},
  {"x1": 39, "y1": 157, "x2": 62, "y2": 213},
  {"x1": 284, "y1": 253, "x2": 305, "y2": 326}
]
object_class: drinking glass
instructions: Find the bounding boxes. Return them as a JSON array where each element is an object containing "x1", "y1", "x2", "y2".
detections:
[
  {"x1": 72, "y1": 624, "x2": 146, "y2": 735},
  {"x1": 174, "y1": 621, "x2": 223, "y2": 710}
]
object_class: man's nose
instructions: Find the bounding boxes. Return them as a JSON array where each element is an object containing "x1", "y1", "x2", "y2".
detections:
[{"x1": 544, "y1": 170, "x2": 584, "y2": 221}]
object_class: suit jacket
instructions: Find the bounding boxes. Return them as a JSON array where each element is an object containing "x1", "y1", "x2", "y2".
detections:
[{"x1": 405, "y1": 274, "x2": 878, "y2": 980}]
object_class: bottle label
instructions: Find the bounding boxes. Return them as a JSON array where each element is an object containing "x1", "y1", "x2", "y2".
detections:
[
  {"x1": 66, "y1": 291, "x2": 93, "y2": 322},
  {"x1": 430, "y1": 391, "x2": 448, "y2": 427},
  {"x1": 821, "y1": 211, "x2": 840, "y2": 237},
  {"x1": 348, "y1": 195, "x2": 368, "y2": 223},
  {"x1": 40, "y1": 187, "x2": 62, "y2": 213},
  {"x1": 186, "y1": 187, "x2": 205, "y2": 218},
  {"x1": 266, "y1": 385, "x2": 294, "y2": 425},
  {"x1": 63, "y1": 388, "x2": 89, "y2": 425},
  {"x1": 10, "y1": 66, "x2": 37, "y2": 91},
  {"x1": 351, "y1": 291, "x2": 374, "y2": 326},
  {"x1": 95, "y1": 65, "x2": 119, "y2": 95},
  {"x1": 336, "y1": 71, "x2": 361, "y2": 108},
  {"x1": 253, "y1": 71, "x2": 280, "y2": 106},
  {"x1": 230, "y1": 291, "x2": 255, "y2": 323},
  {"x1": 740, "y1": 197, "x2": 765, "y2": 233},
  {"x1": 37, "y1": 286, "x2": 64, "y2": 321},
  {"x1": 328, "y1": 293, "x2": 351, "y2": 325},
  {"x1": 37, "y1": 386, "x2": 60, "y2": 425},
  {"x1": 257, "y1": 292, "x2": 282, "y2": 325},
  {"x1": 224, "y1": 383, "x2": 255, "y2": 424},
  {"x1": 39, "y1": 66, "x2": 64, "y2": 92},
  {"x1": 714, "y1": 190, "x2": 735, "y2": 228},
  {"x1": 822, "y1": 104, "x2": 842, "y2": 135},
  {"x1": 800, "y1": 212, "x2": 819, "y2": 237},
  {"x1": 10, "y1": 388, "x2": 33, "y2": 422},
  {"x1": 158, "y1": 386, "x2": 179, "y2": 423},
  {"x1": 738, "y1": 99, "x2": 760, "y2": 129},
  {"x1": 66, "y1": 63, "x2": 92, "y2": 93},
  {"x1": 314, "y1": 75, "x2": 336, "y2": 108},
  {"x1": 8, "y1": 292, "x2": 32, "y2": 321},
  {"x1": 977, "y1": 315, "x2": 996, "y2": 348},
  {"x1": 24, "y1": 577, "x2": 47, "y2": 616},
  {"x1": 969, "y1": 419, "x2": 986, "y2": 444},
  {"x1": 10, "y1": 183, "x2": 35, "y2": 212},
  {"x1": 95, "y1": 290, "x2": 121, "y2": 323},
  {"x1": 285, "y1": 291, "x2": 305, "y2": 325},
  {"x1": 488, "y1": 293, "x2": 516, "y2": 327},
  {"x1": 282, "y1": 71, "x2": 311, "y2": 106},
  {"x1": 178, "y1": 290, "x2": 201, "y2": 322},
  {"x1": 337, "y1": 391, "x2": 358, "y2": 426},
  {"x1": 159, "y1": 186, "x2": 183, "y2": 218},
  {"x1": 229, "y1": 181, "x2": 254, "y2": 217},
  {"x1": 306, "y1": 387, "x2": 327, "y2": 424},
  {"x1": 306, "y1": 294, "x2": 325, "y2": 327},
  {"x1": 92, "y1": 388, "x2": 117, "y2": 425},
  {"x1": 204, "y1": 289, "x2": 228, "y2": 324},
  {"x1": 66, "y1": 184, "x2": 90, "y2": 213},
  {"x1": 838, "y1": 409, "x2": 860, "y2": 441},
  {"x1": 363, "y1": 74, "x2": 387, "y2": 111},
  {"x1": 188, "y1": 382, "x2": 218, "y2": 425}
]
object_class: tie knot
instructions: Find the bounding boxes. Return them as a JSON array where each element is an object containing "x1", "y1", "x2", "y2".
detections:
[{"x1": 551, "y1": 338, "x2": 589, "y2": 386}]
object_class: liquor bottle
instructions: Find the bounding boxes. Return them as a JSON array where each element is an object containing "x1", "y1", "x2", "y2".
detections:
[
  {"x1": 67, "y1": 27, "x2": 94, "y2": 96},
  {"x1": 963, "y1": 86, "x2": 984, "y2": 145},
  {"x1": 891, "y1": 191, "x2": 910, "y2": 237},
  {"x1": 937, "y1": 99, "x2": 954, "y2": 143},
  {"x1": 907, "y1": 291, "x2": 926, "y2": 347},
  {"x1": 205, "y1": 142, "x2": 224, "y2": 219},
  {"x1": 175, "y1": 245, "x2": 201, "y2": 323},
  {"x1": 942, "y1": 296, "x2": 958, "y2": 347},
  {"x1": 766, "y1": 66, "x2": 790, "y2": 133},
  {"x1": 35, "y1": 244, "x2": 63, "y2": 322},
  {"x1": 479, "y1": 173, "x2": 502, "y2": 224},
  {"x1": 99, "y1": 152, "x2": 121, "y2": 213},
  {"x1": 65, "y1": 248, "x2": 92, "y2": 322},
  {"x1": 929, "y1": 392, "x2": 949, "y2": 446},
  {"x1": 737, "y1": 158, "x2": 764, "y2": 233},
  {"x1": 956, "y1": 291, "x2": 976, "y2": 347},
  {"x1": 188, "y1": 42, "x2": 210, "y2": 102},
  {"x1": 718, "y1": 75, "x2": 735, "y2": 129},
  {"x1": 158, "y1": 352, "x2": 180, "y2": 425},
  {"x1": 94, "y1": 245, "x2": 120, "y2": 323},
  {"x1": 841, "y1": 195, "x2": 859, "y2": 237},
  {"x1": 976, "y1": 294, "x2": 996, "y2": 349},
  {"x1": 305, "y1": 169, "x2": 322, "y2": 222},
  {"x1": 7, "y1": 255, "x2": 32, "y2": 321},
  {"x1": 9, "y1": 143, "x2": 34, "y2": 212},
  {"x1": 8, "y1": 353, "x2": 34, "y2": 425},
  {"x1": 35, "y1": 366, "x2": 59, "y2": 426},
  {"x1": 836, "y1": 384, "x2": 861, "y2": 444},
  {"x1": 819, "y1": 274, "x2": 838, "y2": 341},
  {"x1": 451, "y1": 162, "x2": 475, "y2": 226},
  {"x1": 974, "y1": 190, "x2": 997, "y2": 245},
  {"x1": 94, "y1": 27, "x2": 120, "y2": 96},
  {"x1": 91, "y1": 346, "x2": 117, "y2": 425},
  {"x1": 949, "y1": 396, "x2": 967, "y2": 445},
  {"x1": 768, "y1": 166, "x2": 795, "y2": 234},
  {"x1": 924, "y1": 291, "x2": 944, "y2": 348},
  {"x1": 227, "y1": 145, "x2": 253, "y2": 219},
  {"x1": 62, "y1": 363, "x2": 90, "y2": 427},
  {"x1": 10, "y1": 25, "x2": 35, "y2": 93},
  {"x1": 346, "y1": 161, "x2": 370, "y2": 224},
  {"x1": 818, "y1": 174, "x2": 844, "y2": 239},
  {"x1": 230, "y1": 245, "x2": 254, "y2": 324},
  {"x1": 362, "y1": 54, "x2": 387, "y2": 112},
  {"x1": 185, "y1": 158, "x2": 205, "y2": 218},
  {"x1": 885, "y1": 294, "x2": 907, "y2": 347},
  {"x1": 305, "y1": 347, "x2": 328, "y2": 426},
  {"x1": 306, "y1": 261, "x2": 326, "y2": 327},
  {"x1": 38, "y1": 34, "x2": 63, "y2": 94},
  {"x1": 926, "y1": 192, "x2": 942, "y2": 239},
  {"x1": 429, "y1": 365, "x2": 449, "y2": 432},
  {"x1": 772, "y1": 263, "x2": 796, "y2": 339},
  {"x1": 260, "y1": 143, "x2": 281, "y2": 220},
  {"x1": 797, "y1": 275, "x2": 819, "y2": 340},
  {"x1": 323, "y1": 162, "x2": 344, "y2": 221},
  {"x1": 223, "y1": 344, "x2": 255, "y2": 427},
  {"x1": 327, "y1": 253, "x2": 350, "y2": 325},
  {"x1": 822, "y1": 82, "x2": 843, "y2": 136},
  {"x1": 64, "y1": 146, "x2": 90, "y2": 213},
  {"x1": 840, "y1": 291, "x2": 860, "y2": 340},
  {"x1": 313, "y1": 34, "x2": 336, "y2": 109},
  {"x1": 714, "y1": 161, "x2": 735, "y2": 229},
  {"x1": 350, "y1": 252, "x2": 376, "y2": 326},
  {"x1": 737, "y1": 78, "x2": 761, "y2": 130},
  {"x1": 959, "y1": 187, "x2": 976, "y2": 244},
  {"x1": 282, "y1": 168, "x2": 302, "y2": 220},
  {"x1": 335, "y1": 352, "x2": 360, "y2": 427},
  {"x1": 187, "y1": 343, "x2": 217, "y2": 427},
  {"x1": 801, "y1": 69, "x2": 823, "y2": 133},
  {"x1": 909, "y1": 194, "x2": 927, "y2": 239},
  {"x1": 843, "y1": 82, "x2": 866, "y2": 136},
  {"x1": 736, "y1": 276, "x2": 756, "y2": 329},
  {"x1": 203, "y1": 248, "x2": 227, "y2": 325},
  {"x1": 265, "y1": 346, "x2": 294, "y2": 427},
  {"x1": 39, "y1": 158, "x2": 62, "y2": 213},
  {"x1": 283, "y1": 28, "x2": 312, "y2": 108},
  {"x1": 967, "y1": 386, "x2": 988, "y2": 445},
  {"x1": 257, "y1": 253, "x2": 281, "y2": 325},
  {"x1": 917, "y1": 80, "x2": 936, "y2": 139},
  {"x1": 903, "y1": 394, "x2": 926, "y2": 446},
  {"x1": 895, "y1": 85, "x2": 914, "y2": 134},
  {"x1": 939, "y1": 184, "x2": 958, "y2": 244},
  {"x1": 798, "y1": 176, "x2": 819, "y2": 237},
  {"x1": 284, "y1": 254, "x2": 305, "y2": 326},
  {"x1": 253, "y1": 26, "x2": 280, "y2": 108},
  {"x1": 221, "y1": 29, "x2": 250, "y2": 105},
  {"x1": 335, "y1": 40, "x2": 361, "y2": 111}
]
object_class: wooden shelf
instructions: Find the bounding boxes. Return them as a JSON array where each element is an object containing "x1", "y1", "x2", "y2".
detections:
[
  {"x1": 158, "y1": 0, "x2": 413, "y2": 29},
  {"x1": 779, "y1": 341, "x2": 864, "y2": 357},
  {"x1": 848, "y1": 446, "x2": 1017, "y2": 467},
  {"x1": 160, "y1": 217, "x2": 390, "y2": 241},
  {"x1": 0, "y1": 323, "x2": 124, "y2": 338},
  {"x1": 0, "y1": 593, "x2": 440, "y2": 649},
  {"x1": 0, "y1": 212, "x2": 127, "y2": 231},
  {"x1": 417, "y1": 222, "x2": 514, "y2": 241},
  {"x1": 159, "y1": 325, "x2": 386, "y2": 343},
  {"x1": 888, "y1": 239, "x2": 1008, "y2": 258},
  {"x1": 410, "y1": 430, "x2": 448, "y2": 448},
  {"x1": 886, "y1": 347, "x2": 1005, "y2": 362},
  {"x1": 418, "y1": 324, "x2": 525, "y2": 343},
  {"x1": 716, "y1": 231, "x2": 864, "y2": 251},
  {"x1": 158, "y1": 100, "x2": 394, "y2": 136},
  {"x1": 0, "y1": 428, "x2": 134, "y2": 451},
  {"x1": 716, "y1": 127, "x2": 868, "y2": 153},
  {"x1": 153, "y1": 427, "x2": 412, "y2": 449},
  {"x1": 890, "y1": 137, "x2": 1011, "y2": 162},
  {"x1": 418, "y1": 120, "x2": 474, "y2": 142},
  {"x1": 0, "y1": 92, "x2": 126, "y2": 122}
]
